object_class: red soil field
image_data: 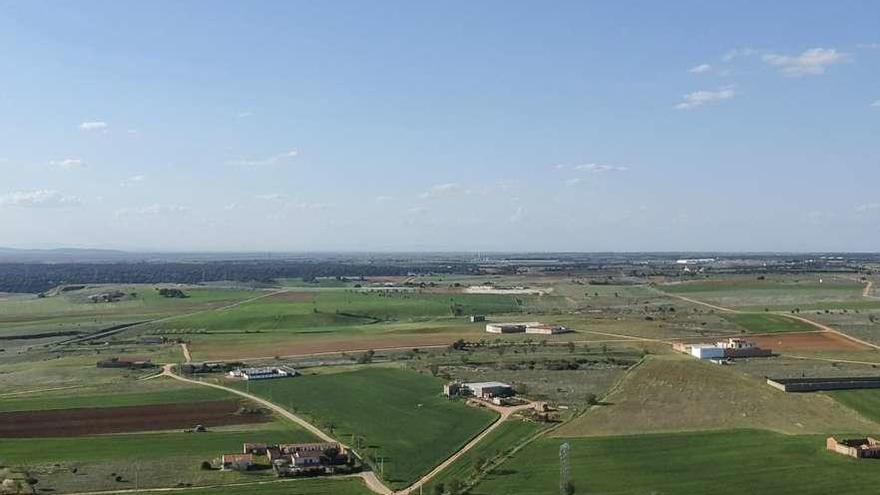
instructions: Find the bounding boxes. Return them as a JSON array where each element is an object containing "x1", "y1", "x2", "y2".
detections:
[
  {"x1": 266, "y1": 291, "x2": 315, "y2": 302},
  {"x1": 0, "y1": 400, "x2": 269, "y2": 438},
  {"x1": 747, "y1": 331, "x2": 868, "y2": 352}
]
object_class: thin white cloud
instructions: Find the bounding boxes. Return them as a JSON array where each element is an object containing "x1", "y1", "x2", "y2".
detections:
[
  {"x1": 290, "y1": 201, "x2": 332, "y2": 210},
  {"x1": 573, "y1": 163, "x2": 628, "y2": 173},
  {"x1": 689, "y1": 64, "x2": 712, "y2": 74},
  {"x1": 50, "y1": 158, "x2": 86, "y2": 170},
  {"x1": 722, "y1": 47, "x2": 758, "y2": 62},
  {"x1": 0, "y1": 189, "x2": 81, "y2": 208},
  {"x1": 79, "y1": 121, "x2": 108, "y2": 132},
  {"x1": 565, "y1": 178, "x2": 582, "y2": 187},
  {"x1": 675, "y1": 87, "x2": 736, "y2": 110},
  {"x1": 255, "y1": 193, "x2": 288, "y2": 201},
  {"x1": 229, "y1": 150, "x2": 299, "y2": 167},
  {"x1": 375, "y1": 195, "x2": 394, "y2": 203},
  {"x1": 857, "y1": 43, "x2": 880, "y2": 50},
  {"x1": 236, "y1": 111, "x2": 254, "y2": 119},
  {"x1": 419, "y1": 183, "x2": 469, "y2": 199},
  {"x1": 115, "y1": 204, "x2": 189, "y2": 217},
  {"x1": 408, "y1": 206, "x2": 429, "y2": 215},
  {"x1": 120, "y1": 174, "x2": 146, "y2": 187},
  {"x1": 856, "y1": 203, "x2": 880, "y2": 213},
  {"x1": 224, "y1": 203, "x2": 238, "y2": 211},
  {"x1": 762, "y1": 48, "x2": 850, "y2": 77},
  {"x1": 871, "y1": 100, "x2": 880, "y2": 108}
]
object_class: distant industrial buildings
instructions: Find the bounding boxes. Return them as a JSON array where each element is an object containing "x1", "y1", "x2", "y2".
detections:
[
  {"x1": 485, "y1": 322, "x2": 571, "y2": 335},
  {"x1": 228, "y1": 367, "x2": 297, "y2": 380}
]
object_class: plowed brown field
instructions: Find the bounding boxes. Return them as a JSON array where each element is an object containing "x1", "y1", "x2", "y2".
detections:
[{"x1": 0, "y1": 400, "x2": 269, "y2": 437}]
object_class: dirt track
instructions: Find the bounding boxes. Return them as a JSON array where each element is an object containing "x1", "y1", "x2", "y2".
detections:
[{"x1": 0, "y1": 400, "x2": 268, "y2": 437}]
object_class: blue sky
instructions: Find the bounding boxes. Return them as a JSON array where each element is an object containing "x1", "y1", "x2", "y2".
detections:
[{"x1": 0, "y1": 1, "x2": 878, "y2": 252}]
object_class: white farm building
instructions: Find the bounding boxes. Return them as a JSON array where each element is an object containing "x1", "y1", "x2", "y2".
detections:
[
  {"x1": 485, "y1": 322, "x2": 570, "y2": 334},
  {"x1": 228, "y1": 367, "x2": 296, "y2": 380},
  {"x1": 689, "y1": 345, "x2": 725, "y2": 360},
  {"x1": 463, "y1": 381, "x2": 515, "y2": 399}
]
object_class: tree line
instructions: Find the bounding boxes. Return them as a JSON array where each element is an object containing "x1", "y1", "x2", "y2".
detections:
[{"x1": 0, "y1": 261, "x2": 461, "y2": 293}]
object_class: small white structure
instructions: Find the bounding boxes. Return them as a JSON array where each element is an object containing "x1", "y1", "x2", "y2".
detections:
[
  {"x1": 463, "y1": 381, "x2": 515, "y2": 399},
  {"x1": 486, "y1": 323, "x2": 529, "y2": 334},
  {"x1": 485, "y1": 322, "x2": 570, "y2": 334},
  {"x1": 525, "y1": 324, "x2": 570, "y2": 335},
  {"x1": 690, "y1": 345, "x2": 725, "y2": 360},
  {"x1": 229, "y1": 367, "x2": 295, "y2": 380}
]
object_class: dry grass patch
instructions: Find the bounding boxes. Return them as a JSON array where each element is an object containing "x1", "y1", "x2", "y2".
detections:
[{"x1": 554, "y1": 354, "x2": 880, "y2": 437}]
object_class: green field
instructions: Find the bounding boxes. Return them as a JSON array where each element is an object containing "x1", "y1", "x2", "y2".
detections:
[
  {"x1": 555, "y1": 356, "x2": 879, "y2": 436},
  {"x1": 120, "y1": 478, "x2": 373, "y2": 495},
  {"x1": 0, "y1": 422, "x2": 316, "y2": 493},
  {"x1": 167, "y1": 291, "x2": 529, "y2": 332},
  {"x1": 231, "y1": 366, "x2": 498, "y2": 489},
  {"x1": 423, "y1": 418, "x2": 543, "y2": 494},
  {"x1": 661, "y1": 278, "x2": 870, "y2": 311},
  {"x1": 722, "y1": 312, "x2": 818, "y2": 333},
  {"x1": 471, "y1": 430, "x2": 880, "y2": 495},
  {"x1": 0, "y1": 380, "x2": 232, "y2": 412},
  {"x1": 829, "y1": 389, "x2": 880, "y2": 424}
]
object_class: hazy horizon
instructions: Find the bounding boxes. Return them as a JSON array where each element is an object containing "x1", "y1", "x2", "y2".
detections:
[{"x1": 2, "y1": 1, "x2": 878, "y2": 252}]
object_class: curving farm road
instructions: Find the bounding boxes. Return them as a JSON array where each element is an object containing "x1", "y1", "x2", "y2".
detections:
[{"x1": 161, "y1": 364, "x2": 529, "y2": 495}]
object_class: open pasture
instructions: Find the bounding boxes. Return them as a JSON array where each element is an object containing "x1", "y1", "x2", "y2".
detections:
[
  {"x1": 0, "y1": 382, "x2": 233, "y2": 412},
  {"x1": 0, "y1": 285, "x2": 263, "y2": 345},
  {"x1": 555, "y1": 355, "x2": 879, "y2": 437},
  {"x1": 166, "y1": 290, "x2": 534, "y2": 332},
  {"x1": 661, "y1": 276, "x2": 870, "y2": 311},
  {"x1": 722, "y1": 312, "x2": 822, "y2": 334},
  {"x1": 829, "y1": 389, "x2": 880, "y2": 425},
  {"x1": 471, "y1": 430, "x2": 880, "y2": 495},
  {"x1": 230, "y1": 366, "x2": 498, "y2": 489},
  {"x1": 424, "y1": 418, "x2": 543, "y2": 494}
]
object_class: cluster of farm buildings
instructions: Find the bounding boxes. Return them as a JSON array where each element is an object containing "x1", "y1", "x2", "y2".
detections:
[
  {"x1": 673, "y1": 338, "x2": 772, "y2": 361},
  {"x1": 221, "y1": 442, "x2": 350, "y2": 475},
  {"x1": 444, "y1": 381, "x2": 515, "y2": 404},
  {"x1": 484, "y1": 322, "x2": 570, "y2": 335}
]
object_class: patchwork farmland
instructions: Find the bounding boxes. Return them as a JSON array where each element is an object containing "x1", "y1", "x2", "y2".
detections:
[{"x1": 5, "y1": 263, "x2": 880, "y2": 495}]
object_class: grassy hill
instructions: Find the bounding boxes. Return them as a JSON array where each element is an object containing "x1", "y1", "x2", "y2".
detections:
[
  {"x1": 471, "y1": 430, "x2": 880, "y2": 495},
  {"x1": 555, "y1": 355, "x2": 880, "y2": 436}
]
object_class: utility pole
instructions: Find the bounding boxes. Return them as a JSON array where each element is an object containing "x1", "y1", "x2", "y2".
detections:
[{"x1": 560, "y1": 442, "x2": 571, "y2": 495}]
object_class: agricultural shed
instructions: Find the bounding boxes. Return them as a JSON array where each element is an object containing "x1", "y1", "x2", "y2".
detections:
[{"x1": 767, "y1": 376, "x2": 880, "y2": 392}]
